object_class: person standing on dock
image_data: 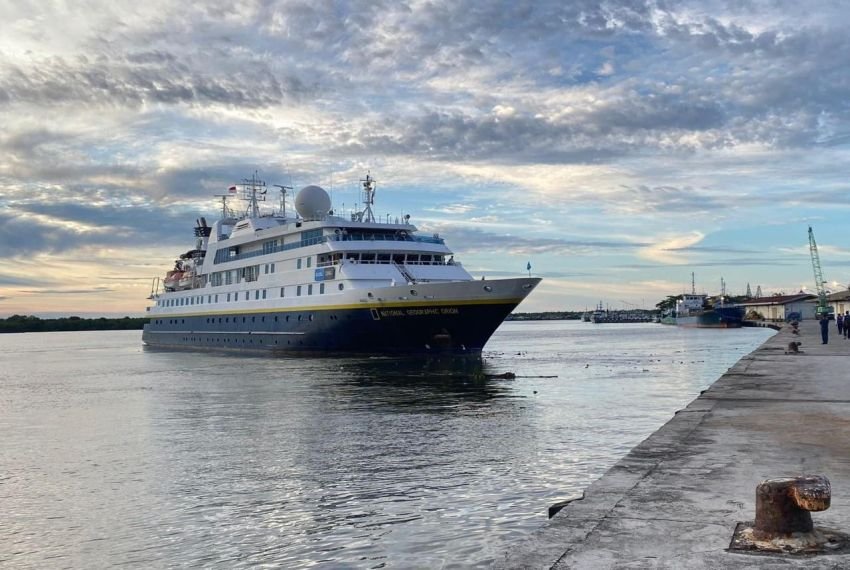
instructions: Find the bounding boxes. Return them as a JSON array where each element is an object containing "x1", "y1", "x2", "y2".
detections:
[
  {"x1": 820, "y1": 314, "x2": 830, "y2": 344},
  {"x1": 838, "y1": 313, "x2": 844, "y2": 337},
  {"x1": 845, "y1": 311, "x2": 850, "y2": 339}
]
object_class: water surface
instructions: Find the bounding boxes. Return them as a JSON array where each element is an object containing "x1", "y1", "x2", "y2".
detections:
[{"x1": 0, "y1": 321, "x2": 773, "y2": 568}]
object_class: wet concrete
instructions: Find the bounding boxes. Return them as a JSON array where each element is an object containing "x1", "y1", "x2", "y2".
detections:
[{"x1": 499, "y1": 320, "x2": 850, "y2": 569}]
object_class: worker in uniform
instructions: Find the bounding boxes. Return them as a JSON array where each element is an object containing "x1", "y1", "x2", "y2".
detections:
[{"x1": 820, "y1": 314, "x2": 830, "y2": 344}]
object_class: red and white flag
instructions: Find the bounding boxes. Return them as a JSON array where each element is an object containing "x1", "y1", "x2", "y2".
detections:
[{"x1": 228, "y1": 185, "x2": 237, "y2": 194}]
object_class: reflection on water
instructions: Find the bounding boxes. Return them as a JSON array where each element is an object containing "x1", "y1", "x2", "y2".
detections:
[{"x1": 0, "y1": 322, "x2": 773, "y2": 568}]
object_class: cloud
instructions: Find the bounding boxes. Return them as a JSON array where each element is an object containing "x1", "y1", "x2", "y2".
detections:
[
  {"x1": 425, "y1": 225, "x2": 646, "y2": 256},
  {"x1": 638, "y1": 232, "x2": 705, "y2": 264},
  {"x1": 19, "y1": 287, "x2": 115, "y2": 295},
  {"x1": 3, "y1": 0, "x2": 850, "y2": 315}
]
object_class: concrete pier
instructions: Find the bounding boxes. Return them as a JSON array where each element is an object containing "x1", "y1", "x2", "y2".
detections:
[{"x1": 500, "y1": 320, "x2": 850, "y2": 568}]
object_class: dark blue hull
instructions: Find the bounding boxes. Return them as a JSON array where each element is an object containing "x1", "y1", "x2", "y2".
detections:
[
  {"x1": 142, "y1": 301, "x2": 518, "y2": 354},
  {"x1": 667, "y1": 306, "x2": 745, "y2": 328}
]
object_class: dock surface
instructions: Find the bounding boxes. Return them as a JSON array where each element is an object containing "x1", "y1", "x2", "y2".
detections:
[{"x1": 501, "y1": 320, "x2": 850, "y2": 568}]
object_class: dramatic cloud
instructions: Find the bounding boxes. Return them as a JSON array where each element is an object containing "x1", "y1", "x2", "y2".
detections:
[{"x1": 2, "y1": 0, "x2": 850, "y2": 314}]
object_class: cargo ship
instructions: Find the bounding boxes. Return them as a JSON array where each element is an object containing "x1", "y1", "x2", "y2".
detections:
[{"x1": 660, "y1": 293, "x2": 744, "y2": 328}]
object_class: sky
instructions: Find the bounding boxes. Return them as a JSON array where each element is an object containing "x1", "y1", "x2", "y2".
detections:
[{"x1": 2, "y1": 0, "x2": 850, "y2": 317}]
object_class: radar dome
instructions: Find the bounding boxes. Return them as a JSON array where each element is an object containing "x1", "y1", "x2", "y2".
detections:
[{"x1": 295, "y1": 185, "x2": 331, "y2": 220}]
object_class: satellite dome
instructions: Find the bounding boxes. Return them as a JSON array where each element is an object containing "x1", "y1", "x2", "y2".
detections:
[{"x1": 295, "y1": 185, "x2": 331, "y2": 220}]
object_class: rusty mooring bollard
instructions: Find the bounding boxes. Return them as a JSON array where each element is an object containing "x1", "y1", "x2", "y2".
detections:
[{"x1": 753, "y1": 475, "x2": 831, "y2": 539}]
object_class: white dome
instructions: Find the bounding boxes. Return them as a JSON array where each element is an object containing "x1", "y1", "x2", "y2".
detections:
[{"x1": 295, "y1": 185, "x2": 331, "y2": 220}]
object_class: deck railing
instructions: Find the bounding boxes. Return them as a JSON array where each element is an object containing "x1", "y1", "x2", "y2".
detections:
[{"x1": 213, "y1": 233, "x2": 445, "y2": 264}]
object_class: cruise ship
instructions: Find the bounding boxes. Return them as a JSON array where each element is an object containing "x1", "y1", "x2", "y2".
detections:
[{"x1": 142, "y1": 173, "x2": 541, "y2": 353}]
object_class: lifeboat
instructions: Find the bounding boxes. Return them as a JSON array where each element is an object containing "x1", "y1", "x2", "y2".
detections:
[
  {"x1": 177, "y1": 271, "x2": 195, "y2": 289},
  {"x1": 163, "y1": 270, "x2": 183, "y2": 291}
]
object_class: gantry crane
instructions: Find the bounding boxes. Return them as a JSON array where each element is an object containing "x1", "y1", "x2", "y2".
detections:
[{"x1": 808, "y1": 226, "x2": 833, "y2": 317}]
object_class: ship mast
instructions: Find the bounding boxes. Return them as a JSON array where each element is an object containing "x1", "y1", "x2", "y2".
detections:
[
  {"x1": 211, "y1": 194, "x2": 235, "y2": 220},
  {"x1": 273, "y1": 184, "x2": 292, "y2": 218},
  {"x1": 243, "y1": 172, "x2": 266, "y2": 218},
  {"x1": 360, "y1": 172, "x2": 376, "y2": 223}
]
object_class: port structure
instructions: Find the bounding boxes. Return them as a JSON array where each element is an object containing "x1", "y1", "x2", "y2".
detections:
[{"x1": 808, "y1": 226, "x2": 833, "y2": 317}]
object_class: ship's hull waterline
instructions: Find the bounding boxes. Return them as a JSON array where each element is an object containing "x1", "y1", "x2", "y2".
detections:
[{"x1": 143, "y1": 277, "x2": 540, "y2": 354}]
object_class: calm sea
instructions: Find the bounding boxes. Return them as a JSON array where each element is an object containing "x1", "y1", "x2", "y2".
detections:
[{"x1": 0, "y1": 321, "x2": 773, "y2": 568}]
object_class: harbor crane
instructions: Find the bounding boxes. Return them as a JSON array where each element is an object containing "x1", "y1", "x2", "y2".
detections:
[{"x1": 808, "y1": 226, "x2": 834, "y2": 318}]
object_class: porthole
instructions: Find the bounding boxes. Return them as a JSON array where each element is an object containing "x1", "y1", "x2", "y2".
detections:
[
  {"x1": 483, "y1": 285, "x2": 493, "y2": 292},
  {"x1": 339, "y1": 283, "x2": 344, "y2": 291},
  {"x1": 410, "y1": 290, "x2": 418, "y2": 296}
]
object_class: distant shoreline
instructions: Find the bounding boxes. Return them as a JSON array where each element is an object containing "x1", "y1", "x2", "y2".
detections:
[
  {"x1": 506, "y1": 312, "x2": 584, "y2": 321},
  {"x1": 1, "y1": 312, "x2": 649, "y2": 331},
  {"x1": 0, "y1": 315, "x2": 149, "y2": 334}
]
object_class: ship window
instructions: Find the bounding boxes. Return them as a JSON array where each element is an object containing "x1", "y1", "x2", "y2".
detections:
[
  {"x1": 306, "y1": 257, "x2": 312, "y2": 268},
  {"x1": 420, "y1": 254, "x2": 432, "y2": 264},
  {"x1": 393, "y1": 254, "x2": 405, "y2": 264},
  {"x1": 280, "y1": 287, "x2": 285, "y2": 298},
  {"x1": 264, "y1": 264, "x2": 268, "y2": 274},
  {"x1": 262, "y1": 289, "x2": 267, "y2": 299},
  {"x1": 252, "y1": 316, "x2": 255, "y2": 322},
  {"x1": 243, "y1": 317, "x2": 246, "y2": 323},
  {"x1": 361, "y1": 253, "x2": 376, "y2": 263},
  {"x1": 274, "y1": 316, "x2": 278, "y2": 322},
  {"x1": 297, "y1": 258, "x2": 302, "y2": 269},
  {"x1": 298, "y1": 315, "x2": 302, "y2": 321},
  {"x1": 255, "y1": 290, "x2": 260, "y2": 300},
  {"x1": 207, "y1": 295, "x2": 211, "y2": 303},
  {"x1": 227, "y1": 293, "x2": 231, "y2": 302},
  {"x1": 297, "y1": 285, "x2": 302, "y2": 296},
  {"x1": 271, "y1": 263, "x2": 275, "y2": 273},
  {"x1": 320, "y1": 283, "x2": 325, "y2": 294},
  {"x1": 215, "y1": 295, "x2": 218, "y2": 303},
  {"x1": 410, "y1": 289, "x2": 418, "y2": 296},
  {"x1": 308, "y1": 284, "x2": 313, "y2": 295},
  {"x1": 339, "y1": 283, "x2": 344, "y2": 291},
  {"x1": 309, "y1": 314, "x2": 314, "y2": 321},
  {"x1": 378, "y1": 254, "x2": 391, "y2": 263}
]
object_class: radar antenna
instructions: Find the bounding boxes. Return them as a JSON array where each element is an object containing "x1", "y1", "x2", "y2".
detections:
[
  {"x1": 211, "y1": 194, "x2": 235, "y2": 220},
  {"x1": 359, "y1": 172, "x2": 376, "y2": 223},
  {"x1": 273, "y1": 183, "x2": 292, "y2": 218}
]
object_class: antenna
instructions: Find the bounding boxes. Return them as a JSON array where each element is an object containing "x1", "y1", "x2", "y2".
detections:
[
  {"x1": 691, "y1": 272, "x2": 696, "y2": 295},
  {"x1": 242, "y1": 171, "x2": 267, "y2": 218},
  {"x1": 273, "y1": 183, "x2": 292, "y2": 218},
  {"x1": 211, "y1": 194, "x2": 234, "y2": 219},
  {"x1": 359, "y1": 171, "x2": 376, "y2": 223}
]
